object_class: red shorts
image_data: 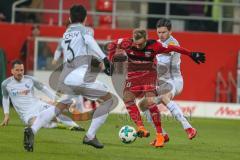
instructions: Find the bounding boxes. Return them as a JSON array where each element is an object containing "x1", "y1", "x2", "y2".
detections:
[{"x1": 124, "y1": 71, "x2": 157, "y2": 98}]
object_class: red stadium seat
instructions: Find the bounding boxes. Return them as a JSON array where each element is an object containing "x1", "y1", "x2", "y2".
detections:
[
  {"x1": 42, "y1": 0, "x2": 93, "y2": 26},
  {"x1": 96, "y1": 0, "x2": 113, "y2": 12},
  {"x1": 96, "y1": 0, "x2": 116, "y2": 28},
  {"x1": 99, "y1": 15, "x2": 112, "y2": 24},
  {"x1": 98, "y1": 15, "x2": 117, "y2": 28}
]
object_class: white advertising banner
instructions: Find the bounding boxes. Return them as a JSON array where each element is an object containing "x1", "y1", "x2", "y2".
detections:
[
  {"x1": 173, "y1": 101, "x2": 240, "y2": 119},
  {"x1": 112, "y1": 101, "x2": 240, "y2": 120},
  {"x1": 34, "y1": 71, "x2": 240, "y2": 120}
]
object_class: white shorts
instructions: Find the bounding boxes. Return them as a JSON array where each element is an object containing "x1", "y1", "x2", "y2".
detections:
[
  {"x1": 59, "y1": 65, "x2": 108, "y2": 104},
  {"x1": 156, "y1": 77, "x2": 183, "y2": 98},
  {"x1": 23, "y1": 101, "x2": 53, "y2": 125}
]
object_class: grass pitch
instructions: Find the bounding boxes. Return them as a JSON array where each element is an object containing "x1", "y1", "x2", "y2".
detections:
[{"x1": 0, "y1": 107, "x2": 239, "y2": 160}]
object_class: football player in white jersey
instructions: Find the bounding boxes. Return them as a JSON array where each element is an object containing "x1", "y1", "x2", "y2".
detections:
[
  {"x1": 1, "y1": 60, "x2": 85, "y2": 151},
  {"x1": 140, "y1": 18, "x2": 199, "y2": 144},
  {"x1": 51, "y1": 38, "x2": 98, "y2": 120},
  {"x1": 52, "y1": 38, "x2": 64, "y2": 65},
  {"x1": 43, "y1": 4, "x2": 115, "y2": 149}
]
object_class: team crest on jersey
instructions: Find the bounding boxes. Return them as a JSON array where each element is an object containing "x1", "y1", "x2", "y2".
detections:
[{"x1": 145, "y1": 51, "x2": 151, "y2": 57}]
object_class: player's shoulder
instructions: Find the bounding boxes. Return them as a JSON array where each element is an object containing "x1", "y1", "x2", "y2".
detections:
[
  {"x1": 23, "y1": 75, "x2": 36, "y2": 82},
  {"x1": 167, "y1": 36, "x2": 179, "y2": 46},
  {"x1": 1, "y1": 76, "x2": 14, "y2": 87},
  {"x1": 84, "y1": 26, "x2": 94, "y2": 36}
]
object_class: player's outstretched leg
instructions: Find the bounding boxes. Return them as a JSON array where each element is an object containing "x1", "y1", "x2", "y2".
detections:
[
  {"x1": 147, "y1": 104, "x2": 164, "y2": 147},
  {"x1": 23, "y1": 127, "x2": 34, "y2": 152},
  {"x1": 142, "y1": 109, "x2": 170, "y2": 144},
  {"x1": 166, "y1": 101, "x2": 197, "y2": 140},
  {"x1": 125, "y1": 101, "x2": 150, "y2": 138},
  {"x1": 83, "y1": 92, "x2": 116, "y2": 149},
  {"x1": 123, "y1": 90, "x2": 150, "y2": 138},
  {"x1": 56, "y1": 114, "x2": 85, "y2": 131}
]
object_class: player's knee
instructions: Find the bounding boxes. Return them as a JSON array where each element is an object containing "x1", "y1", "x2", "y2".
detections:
[
  {"x1": 123, "y1": 91, "x2": 135, "y2": 103},
  {"x1": 161, "y1": 94, "x2": 171, "y2": 105},
  {"x1": 123, "y1": 94, "x2": 135, "y2": 103},
  {"x1": 123, "y1": 96, "x2": 134, "y2": 103},
  {"x1": 138, "y1": 99, "x2": 148, "y2": 112},
  {"x1": 145, "y1": 97, "x2": 155, "y2": 106}
]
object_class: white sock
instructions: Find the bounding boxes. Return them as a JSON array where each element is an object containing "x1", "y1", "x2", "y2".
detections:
[
  {"x1": 86, "y1": 114, "x2": 108, "y2": 140},
  {"x1": 86, "y1": 98, "x2": 113, "y2": 140},
  {"x1": 43, "y1": 122, "x2": 58, "y2": 128},
  {"x1": 56, "y1": 114, "x2": 79, "y2": 127},
  {"x1": 31, "y1": 106, "x2": 60, "y2": 134},
  {"x1": 166, "y1": 101, "x2": 192, "y2": 129}
]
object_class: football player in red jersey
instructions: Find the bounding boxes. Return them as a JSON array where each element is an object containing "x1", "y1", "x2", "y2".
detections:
[
  {"x1": 139, "y1": 19, "x2": 200, "y2": 145},
  {"x1": 108, "y1": 28, "x2": 205, "y2": 147}
]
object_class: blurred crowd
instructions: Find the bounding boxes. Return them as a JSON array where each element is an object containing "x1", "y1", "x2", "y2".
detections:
[{"x1": 0, "y1": 0, "x2": 238, "y2": 33}]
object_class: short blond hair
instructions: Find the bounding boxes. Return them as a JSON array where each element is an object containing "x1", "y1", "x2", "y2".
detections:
[{"x1": 133, "y1": 28, "x2": 147, "y2": 41}]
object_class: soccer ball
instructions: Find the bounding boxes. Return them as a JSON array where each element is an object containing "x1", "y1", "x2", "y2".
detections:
[{"x1": 119, "y1": 125, "x2": 137, "y2": 144}]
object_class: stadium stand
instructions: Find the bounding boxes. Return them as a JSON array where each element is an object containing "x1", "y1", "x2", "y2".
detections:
[
  {"x1": 96, "y1": 0, "x2": 115, "y2": 28},
  {"x1": 42, "y1": 0, "x2": 93, "y2": 26}
]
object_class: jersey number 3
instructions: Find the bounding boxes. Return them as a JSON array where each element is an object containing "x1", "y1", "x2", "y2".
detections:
[{"x1": 65, "y1": 40, "x2": 75, "y2": 63}]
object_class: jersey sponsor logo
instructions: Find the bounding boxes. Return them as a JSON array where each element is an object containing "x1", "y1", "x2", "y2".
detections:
[
  {"x1": 215, "y1": 107, "x2": 240, "y2": 117},
  {"x1": 11, "y1": 89, "x2": 31, "y2": 96}
]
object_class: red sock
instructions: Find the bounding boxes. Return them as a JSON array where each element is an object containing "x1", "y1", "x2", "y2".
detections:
[
  {"x1": 125, "y1": 101, "x2": 143, "y2": 127},
  {"x1": 149, "y1": 104, "x2": 162, "y2": 134}
]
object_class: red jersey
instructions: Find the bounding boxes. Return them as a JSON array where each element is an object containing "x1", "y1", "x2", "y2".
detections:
[
  {"x1": 108, "y1": 38, "x2": 191, "y2": 94},
  {"x1": 108, "y1": 38, "x2": 191, "y2": 62}
]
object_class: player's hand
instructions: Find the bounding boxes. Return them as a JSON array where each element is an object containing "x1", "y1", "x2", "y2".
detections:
[
  {"x1": 1, "y1": 114, "x2": 9, "y2": 126},
  {"x1": 103, "y1": 57, "x2": 114, "y2": 76},
  {"x1": 113, "y1": 48, "x2": 127, "y2": 62},
  {"x1": 190, "y1": 52, "x2": 206, "y2": 64}
]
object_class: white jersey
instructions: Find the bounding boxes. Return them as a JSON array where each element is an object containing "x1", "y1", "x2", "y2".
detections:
[
  {"x1": 156, "y1": 35, "x2": 182, "y2": 80},
  {"x1": 56, "y1": 23, "x2": 109, "y2": 103},
  {"x1": 61, "y1": 23, "x2": 106, "y2": 62},
  {"x1": 53, "y1": 39, "x2": 68, "y2": 62},
  {"x1": 1, "y1": 76, "x2": 55, "y2": 120}
]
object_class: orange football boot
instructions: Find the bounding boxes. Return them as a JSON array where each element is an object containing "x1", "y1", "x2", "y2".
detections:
[
  {"x1": 150, "y1": 133, "x2": 169, "y2": 146},
  {"x1": 137, "y1": 126, "x2": 150, "y2": 138},
  {"x1": 154, "y1": 133, "x2": 164, "y2": 147}
]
